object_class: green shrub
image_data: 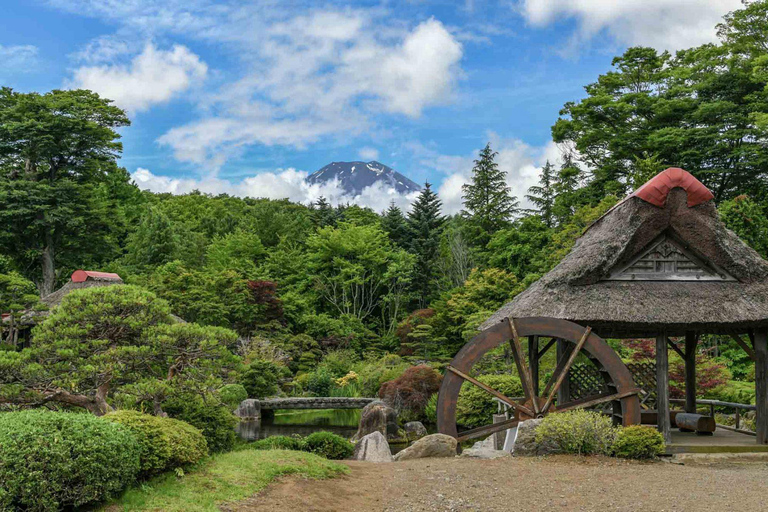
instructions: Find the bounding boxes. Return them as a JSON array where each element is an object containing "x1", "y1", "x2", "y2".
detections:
[
  {"x1": 250, "y1": 435, "x2": 305, "y2": 451},
  {"x1": 455, "y1": 374, "x2": 522, "y2": 428},
  {"x1": 305, "y1": 368, "x2": 334, "y2": 396},
  {"x1": 239, "y1": 359, "x2": 283, "y2": 398},
  {"x1": 612, "y1": 425, "x2": 665, "y2": 459},
  {"x1": 164, "y1": 398, "x2": 238, "y2": 453},
  {"x1": 103, "y1": 410, "x2": 208, "y2": 477},
  {"x1": 303, "y1": 431, "x2": 354, "y2": 460},
  {"x1": 0, "y1": 410, "x2": 140, "y2": 511},
  {"x1": 424, "y1": 393, "x2": 438, "y2": 424},
  {"x1": 535, "y1": 409, "x2": 617, "y2": 456},
  {"x1": 317, "y1": 349, "x2": 359, "y2": 378},
  {"x1": 219, "y1": 383, "x2": 248, "y2": 409}
]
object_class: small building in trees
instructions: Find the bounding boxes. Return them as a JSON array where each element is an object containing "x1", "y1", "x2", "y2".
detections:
[
  {"x1": 483, "y1": 167, "x2": 768, "y2": 445},
  {"x1": 2, "y1": 270, "x2": 123, "y2": 345}
]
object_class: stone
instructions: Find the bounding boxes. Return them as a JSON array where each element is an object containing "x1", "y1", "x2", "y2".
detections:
[
  {"x1": 234, "y1": 399, "x2": 261, "y2": 441},
  {"x1": 404, "y1": 421, "x2": 427, "y2": 441},
  {"x1": 393, "y1": 433, "x2": 457, "y2": 461},
  {"x1": 460, "y1": 447, "x2": 512, "y2": 459},
  {"x1": 512, "y1": 418, "x2": 560, "y2": 456},
  {"x1": 352, "y1": 400, "x2": 401, "y2": 442},
  {"x1": 353, "y1": 431, "x2": 394, "y2": 463}
]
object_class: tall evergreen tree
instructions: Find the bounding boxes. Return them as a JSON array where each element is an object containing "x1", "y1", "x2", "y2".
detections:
[
  {"x1": 407, "y1": 183, "x2": 444, "y2": 308},
  {"x1": 461, "y1": 143, "x2": 519, "y2": 247},
  {"x1": 552, "y1": 153, "x2": 584, "y2": 225},
  {"x1": 381, "y1": 201, "x2": 409, "y2": 248},
  {"x1": 526, "y1": 160, "x2": 557, "y2": 227},
  {"x1": 123, "y1": 207, "x2": 179, "y2": 270},
  {"x1": 311, "y1": 196, "x2": 337, "y2": 228}
]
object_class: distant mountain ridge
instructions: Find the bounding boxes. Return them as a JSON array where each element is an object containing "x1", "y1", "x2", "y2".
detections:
[{"x1": 306, "y1": 161, "x2": 421, "y2": 196}]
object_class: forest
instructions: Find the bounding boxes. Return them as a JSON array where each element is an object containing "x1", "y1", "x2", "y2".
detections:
[{"x1": 0, "y1": 1, "x2": 767, "y2": 425}]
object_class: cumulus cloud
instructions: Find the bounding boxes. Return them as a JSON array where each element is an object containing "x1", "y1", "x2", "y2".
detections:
[
  {"x1": 71, "y1": 43, "x2": 207, "y2": 112},
  {"x1": 519, "y1": 0, "x2": 742, "y2": 51},
  {"x1": 0, "y1": 44, "x2": 38, "y2": 73},
  {"x1": 131, "y1": 167, "x2": 419, "y2": 212},
  {"x1": 157, "y1": 14, "x2": 462, "y2": 168}
]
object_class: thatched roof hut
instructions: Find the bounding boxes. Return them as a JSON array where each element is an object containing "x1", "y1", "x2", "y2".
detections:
[{"x1": 483, "y1": 168, "x2": 768, "y2": 338}]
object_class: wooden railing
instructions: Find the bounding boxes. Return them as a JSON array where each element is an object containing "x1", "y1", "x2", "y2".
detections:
[{"x1": 670, "y1": 398, "x2": 756, "y2": 436}]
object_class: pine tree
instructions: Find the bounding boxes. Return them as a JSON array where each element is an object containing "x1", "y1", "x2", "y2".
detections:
[
  {"x1": 526, "y1": 160, "x2": 557, "y2": 227},
  {"x1": 381, "y1": 201, "x2": 409, "y2": 248},
  {"x1": 124, "y1": 207, "x2": 179, "y2": 269},
  {"x1": 461, "y1": 143, "x2": 519, "y2": 247},
  {"x1": 407, "y1": 183, "x2": 445, "y2": 308},
  {"x1": 552, "y1": 153, "x2": 584, "y2": 225},
  {"x1": 311, "y1": 196, "x2": 337, "y2": 228}
]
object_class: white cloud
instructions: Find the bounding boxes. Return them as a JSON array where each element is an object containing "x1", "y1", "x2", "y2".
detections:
[
  {"x1": 519, "y1": 0, "x2": 742, "y2": 51},
  {"x1": 71, "y1": 43, "x2": 207, "y2": 112},
  {"x1": 0, "y1": 44, "x2": 38, "y2": 73},
  {"x1": 131, "y1": 167, "x2": 419, "y2": 212},
  {"x1": 358, "y1": 147, "x2": 380, "y2": 161}
]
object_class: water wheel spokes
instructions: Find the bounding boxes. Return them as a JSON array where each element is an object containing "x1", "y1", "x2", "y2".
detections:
[{"x1": 437, "y1": 317, "x2": 642, "y2": 442}]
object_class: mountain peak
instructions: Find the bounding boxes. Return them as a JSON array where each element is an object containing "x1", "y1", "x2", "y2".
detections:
[{"x1": 307, "y1": 160, "x2": 421, "y2": 196}]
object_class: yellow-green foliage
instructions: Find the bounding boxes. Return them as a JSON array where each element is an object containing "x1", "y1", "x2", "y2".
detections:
[
  {"x1": 104, "y1": 410, "x2": 208, "y2": 477},
  {"x1": 612, "y1": 425, "x2": 665, "y2": 459},
  {"x1": 455, "y1": 374, "x2": 522, "y2": 428},
  {"x1": 535, "y1": 409, "x2": 617, "y2": 455}
]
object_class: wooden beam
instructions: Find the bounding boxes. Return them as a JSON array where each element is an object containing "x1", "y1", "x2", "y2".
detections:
[
  {"x1": 657, "y1": 333, "x2": 671, "y2": 444},
  {"x1": 456, "y1": 418, "x2": 520, "y2": 443},
  {"x1": 755, "y1": 330, "x2": 768, "y2": 445},
  {"x1": 505, "y1": 318, "x2": 538, "y2": 413},
  {"x1": 667, "y1": 337, "x2": 685, "y2": 359},
  {"x1": 446, "y1": 365, "x2": 535, "y2": 418},
  {"x1": 556, "y1": 339, "x2": 570, "y2": 407},
  {"x1": 538, "y1": 338, "x2": 557, "y2": 359},
  {"x1": 555, "y1": 388, "x2": 640, "y2": 413},
  {"x1": 542, "y1": 327, "x2": 591, "y2": 413},
  {"x1": 730, "y1": 334, "x2": 756, "y2": 362},
  {"x1": 528, "y1": 335, "x2": 540, "y2": 396},
  {"x1": 684, "y1": 332, "x2": 698, "y2": 414}
]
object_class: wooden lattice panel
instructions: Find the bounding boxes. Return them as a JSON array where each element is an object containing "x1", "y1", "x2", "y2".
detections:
[
  {"x1": 626, "y1": 362, "x2": 657, "y2": 407},
  {"x1": 568, "y1": 363, "x2": 605, "y2": 400}
]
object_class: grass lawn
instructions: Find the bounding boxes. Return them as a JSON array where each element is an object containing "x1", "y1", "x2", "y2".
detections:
[{"x1": 100, "y1": 449, "x2": 348, "y2": 512}]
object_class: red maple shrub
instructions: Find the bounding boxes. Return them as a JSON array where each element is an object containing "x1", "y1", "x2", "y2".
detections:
[
  {"x1": 378, "y1": 365, "x2": 442, "y2": 419},
  {"x1": 247, "y1": 280, "x2": 284, "y2": 323}
]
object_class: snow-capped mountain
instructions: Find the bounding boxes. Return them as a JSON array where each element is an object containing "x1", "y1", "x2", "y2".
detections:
[{"x1": 306, "y1": 161, "x2": 422, "y2": 196}]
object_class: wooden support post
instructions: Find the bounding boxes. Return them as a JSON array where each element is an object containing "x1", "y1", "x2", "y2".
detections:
[
  {"x1": 529, "y1": 335, "x2": 540, "y2": 396},
  {"x1": 556, "y1": 339, "x2": 570, "y2": 406},
  {"x1": 656, "y1": 333, "x2": 671, "y2": 444},
  {"x1": 684, "y1": 332, "x2": 698, "y2": 414},
  {"x1": 755, "y1": 330, "x2": 768, "y2": 444}
]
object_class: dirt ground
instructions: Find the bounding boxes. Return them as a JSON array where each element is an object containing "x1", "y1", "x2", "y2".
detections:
[{"x1": 231, "y1": 455, "x2": 768, "y2": 512}]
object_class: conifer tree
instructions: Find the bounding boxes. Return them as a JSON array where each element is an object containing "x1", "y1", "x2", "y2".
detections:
[
  {"x1": 407, "y1": 183, "x2": 444, "y2": 308},
  {"x1": 124, "y1": 207, "x2": 179, "y2": 270},
  {"x1": 381, "y1": 201, "x2": 409, "y2": 248},
  {"x1": 552, "y1": 153, "x2": 584, "y2": 225},
  {"x1": 526, "y1": 160, "x2": 557, "y2": 227},
  {"x1": 311, "y1": 196, "x2": 337, "y2": 228},
  {"x1": 461, "y1": 143, "x2": 519, "y2": 247}
]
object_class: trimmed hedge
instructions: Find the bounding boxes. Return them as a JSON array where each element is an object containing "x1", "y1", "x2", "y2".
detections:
[
  {"x1": 164, "y1": 398, "x2": 238, "y2": 453},
  {"x1": 0, "y1": 410, "x2": 140, "y2": 511},
  {"x1": 104, "y1": 410, "x2": 208, "y2": 477},
  {"x1": 251, "y1": 431, "x2": 353, "y2": 460},
  {"x1": 613, "y1": 425, "x2": 665, "y2": 459}
]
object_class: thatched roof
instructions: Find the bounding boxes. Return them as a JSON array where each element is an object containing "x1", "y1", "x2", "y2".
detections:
[{"x1": 482, "y1": 168, "x2": 768, "y2": 338}]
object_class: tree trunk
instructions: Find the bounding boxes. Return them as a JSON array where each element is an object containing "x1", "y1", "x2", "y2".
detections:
[{"x1": 41, "y1": 230, "x2": 55, "y2": 296}]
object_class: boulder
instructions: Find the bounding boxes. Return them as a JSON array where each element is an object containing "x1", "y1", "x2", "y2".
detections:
[
  {"x1": 460, "y1": 447, "x2": 511, "y2": 459},
  {"x1": 393, "y1": 433, "x2": 457, "y2": 461},
  {"x1": 352, "y1": 400, "x2": 401, "y2": 442},
  {"x1": 404, "y1": 421, "x2": 427, "y2": 441},
  {"x1": 234, "y1": 399, "x2": 261, "y2": 441},
  {"x1": 512, "y1": 418, "x2": 560, "y2": 456},
  {"x1": 353, "y1": 431, "x2": 394, "y2": 463}
]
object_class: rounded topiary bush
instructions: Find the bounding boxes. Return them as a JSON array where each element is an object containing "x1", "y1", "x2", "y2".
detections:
[
  {"x1": 219, "y1": 383, "x2": 248, "y2": 410},
  {"x1": 535, "y1": 409, "x2": 617, "y2": 456},
  {"x1": 613, "y1": 425, "x2": 665, "y2": 459},
  {"x1": 163, "y1": 398, "x2": 238, "y2": 453},
  {"x1": 251, "y1": 435, "x2": 305, "y2": 451},
  {"x1": 104, "y1": 410, "x2": 208, "y2": 477},
  {"x1": 303, "y1": 431, "x2": 354, "y2": 460},
  {"x1": 0, "y1": 410, "x2": 140, "y2": 511},
  {"x1": 455, "y1": 374, "x2": 522, "y2": 428}
]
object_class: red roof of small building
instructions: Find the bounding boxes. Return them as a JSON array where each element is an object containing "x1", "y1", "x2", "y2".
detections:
[
  {"x1": 630, "y1": 167, "x2": 714, "y2": 208},
  {"x1": 71, "y1": 270, "x2": 122, "y2": 283}
]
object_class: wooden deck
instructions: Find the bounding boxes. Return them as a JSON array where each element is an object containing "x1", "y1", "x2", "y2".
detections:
[{"x1": 667, "y1": 428, "x2": 768, "y2": 454}]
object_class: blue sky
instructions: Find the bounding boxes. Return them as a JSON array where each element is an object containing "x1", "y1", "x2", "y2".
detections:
[{"x1": 0, "y1": 0, "x2": 743, "y2": 212}]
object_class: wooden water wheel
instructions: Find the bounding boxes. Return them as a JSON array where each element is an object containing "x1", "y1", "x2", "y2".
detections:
[{"x1": 437, "y1": 317, "x2": 642, "y2": 443}]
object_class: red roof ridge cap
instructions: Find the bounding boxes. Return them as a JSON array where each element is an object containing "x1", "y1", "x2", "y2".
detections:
[
  {"x1": 71, "y1": 270, "x2": 122, "y2": 282},
  {"x1": 630, "y1": 167, "x2": 714, "y2": 208}
]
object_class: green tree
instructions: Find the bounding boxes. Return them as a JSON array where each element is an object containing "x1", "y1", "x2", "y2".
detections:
[
  {"x1": 407, "y1": 183, "x2": 445, "y2": 308},
  {"x1": 205, "y1": 229, "x2": 265, "y2": 276},
  {"x1": 462, "y1": 143, "x2": 519, "y2": 246},
  {"x1": 0, "y1": 272, "x2": 40, "y2": 345},
  {"x1": 381, "y1": 201, "x2": 410, "y2": 248},
  {"x1": 124, "y1": 206, "x2": 180, "y2": 270},
  {"x1": 719, "y1": 195, "x2": 768, "y2": 258},
  {"x1": 526, "y1": 160, "x2": 557, "y2": 227},
  {"x1": 311, "y1": 197, "x2": 338, "y2": 228},
  {"x1": 0, "y1": 88, "x2": 131, "y2": 295}
]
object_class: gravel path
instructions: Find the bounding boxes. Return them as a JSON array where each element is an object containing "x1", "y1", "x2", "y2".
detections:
[{"x1": 232, "y1": 455, "x2": 768, "y2": 512}]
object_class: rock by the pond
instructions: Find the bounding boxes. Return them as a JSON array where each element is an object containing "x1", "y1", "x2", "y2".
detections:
[
  {"x1": 393, "y1": 433, "x2": 457, "y2": 461},
  {"x1": 404, "y1": 421, "x2": 427, "y2": 441},
  {"x1": 353, "y1": 431, "x2": 394, "y2": 463},
  {"x1": 234, "y1": 399, "x2": 261, "y2": 441},
  {"x1": 352, "y1": 400, "x2": 401, "y2": 442},
  {"x1": 460, "y1": 447, "x2": 511, "y2": 459},
  {"x1": 512, "y1": 418, "x2": 559, "y2": 456}
]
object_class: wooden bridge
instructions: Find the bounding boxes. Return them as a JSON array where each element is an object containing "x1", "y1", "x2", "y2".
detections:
[{"x1": 259, "y1": 397, "x2": 377, "y2": 410}]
